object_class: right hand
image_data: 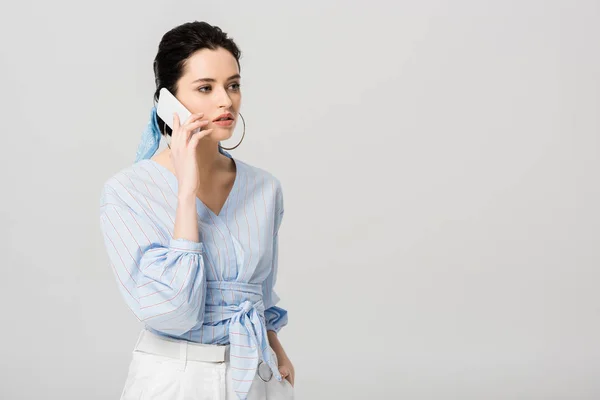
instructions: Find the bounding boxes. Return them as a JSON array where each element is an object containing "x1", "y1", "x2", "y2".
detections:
[{"x1": 169, "y1": 112, "x2": 213, "y2": 196}]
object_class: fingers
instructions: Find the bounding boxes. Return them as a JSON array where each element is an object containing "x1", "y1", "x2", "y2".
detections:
[
  {"x1": 189, "y1": 127, "x2": 213, "y2": 149},
  {"x1": 183, "y1": 119, "x2": 210, "y2": 144},
  {"x1": 282, "y1": 374, "x2": 293, "y2": 387},
  {"x1": 172, "y1": 112, "x2": 180, "y2": 132},
  {"x1": 171, "y1": 113, "x2": 209, "y2": 147},
  {"x1": 184, "y1": 112, "x2": 204, "y2": 126},
  {"x1": 278, "y1": 366, "x2": 289, "y2": 378},
  {"x1": 172, "y1": 112, "x2": 203, "y2": 137}
]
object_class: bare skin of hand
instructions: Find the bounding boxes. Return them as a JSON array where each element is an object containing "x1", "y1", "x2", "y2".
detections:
[
  {"x1": 170, "y1": 112, "x2": 213, "y2": 194},
  {"x1": 268, "y1": 330, "x2": 295, "y2": 387}
]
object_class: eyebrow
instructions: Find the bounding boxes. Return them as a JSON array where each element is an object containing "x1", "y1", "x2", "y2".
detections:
[{"x1": 192, "y1": 74, "x2": 241, "y2": 84}]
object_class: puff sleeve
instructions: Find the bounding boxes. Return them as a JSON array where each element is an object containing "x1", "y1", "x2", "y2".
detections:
[
  {"x1": 99, "y1": 183, "x2": 208, "y2": 336},
  {"x1": 262, "y1": 179, "x2": 289, "y2": 333}
]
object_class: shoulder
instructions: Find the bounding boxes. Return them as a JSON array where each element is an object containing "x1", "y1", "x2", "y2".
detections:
[
  {"x1": 236, "y1": 158, "x2": 283, "y2": 194},
  {"x1": 100, "y1": 160, "x2": 156, "y2": 209},
  {"x1": 236, "y1": 158, "x2": 284, "y2": 217}
]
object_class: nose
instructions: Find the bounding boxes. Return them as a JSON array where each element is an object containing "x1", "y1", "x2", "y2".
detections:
[{"x1": 215, "y1": 87, "x2": 233, "y2": 110}]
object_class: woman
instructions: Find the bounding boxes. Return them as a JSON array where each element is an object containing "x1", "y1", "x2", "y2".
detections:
[{"x1": 99, "y1": 21, "x2": 295, "y2": 400}]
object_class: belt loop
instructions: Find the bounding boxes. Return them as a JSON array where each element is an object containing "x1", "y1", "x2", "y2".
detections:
[{"x1": 179, "y1": 339, "x2": 188, "y2": 371}]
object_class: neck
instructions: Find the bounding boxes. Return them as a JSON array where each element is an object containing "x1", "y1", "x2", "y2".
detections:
[{"x1": 166, "y1": 140, "x2": 229, "y2": 183}]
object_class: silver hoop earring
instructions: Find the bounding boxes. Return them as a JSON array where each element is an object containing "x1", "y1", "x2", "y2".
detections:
[{"x1": 220, "y1": 112, "x2": 246, "y2": 150}]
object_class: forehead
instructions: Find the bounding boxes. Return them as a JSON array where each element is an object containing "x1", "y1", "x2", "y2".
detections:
[{"x1": 181, "y1": 47, "x2": 239, "y2": 81}]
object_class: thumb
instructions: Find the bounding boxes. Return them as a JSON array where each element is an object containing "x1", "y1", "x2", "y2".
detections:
[{"x1": 278, "y1": 366, "x2": 289, "y2": 377}]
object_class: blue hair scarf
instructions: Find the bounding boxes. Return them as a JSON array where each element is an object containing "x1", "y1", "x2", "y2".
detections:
[{"x1": 134, "y1": 106, "x2": 232, "y2": 162}]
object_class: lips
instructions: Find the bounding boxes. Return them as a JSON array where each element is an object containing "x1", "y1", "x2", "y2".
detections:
[{"x1": 213, "y1": 113, "x2": 234, "y2": 122}]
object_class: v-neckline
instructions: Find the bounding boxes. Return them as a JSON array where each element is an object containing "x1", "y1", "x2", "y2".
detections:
[{"x1": 146, "y1": 156, "x2": 241, "y2": 219}]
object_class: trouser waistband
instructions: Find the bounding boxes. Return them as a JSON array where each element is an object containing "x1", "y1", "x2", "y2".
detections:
[{"x1": 133, "y1": 328, "x2": 230, "y2": 366}]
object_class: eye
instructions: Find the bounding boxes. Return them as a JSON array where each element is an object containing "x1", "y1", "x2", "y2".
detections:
[
  {"x1": 198, "y1": 86, "x2": 211, "y2": 93},
  {"x1": 230, "y1": 82, "x2": 241, "y2": 91}
]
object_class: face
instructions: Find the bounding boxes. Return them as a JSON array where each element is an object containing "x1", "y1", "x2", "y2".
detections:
[{"x1": 175, "y1": 47, "x2": 242, "y2": 142}]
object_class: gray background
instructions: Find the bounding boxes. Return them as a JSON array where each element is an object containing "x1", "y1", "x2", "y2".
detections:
[{"x1": 0, "y1": 0, "x2": 598, "y2": 399}]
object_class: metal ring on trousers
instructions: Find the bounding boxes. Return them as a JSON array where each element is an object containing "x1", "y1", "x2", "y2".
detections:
[{"x1": 257, "y1": 360, "x2": 273, "y2": 382}]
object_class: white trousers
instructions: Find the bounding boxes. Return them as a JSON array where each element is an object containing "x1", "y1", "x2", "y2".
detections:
[{"x1": 119, "y1": 329, "x2": 295, "y2": 400}]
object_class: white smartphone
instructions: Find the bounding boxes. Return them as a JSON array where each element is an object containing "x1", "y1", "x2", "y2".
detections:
[{"x1": 156, "y1": 87, "x2": 201, "y2": 134}]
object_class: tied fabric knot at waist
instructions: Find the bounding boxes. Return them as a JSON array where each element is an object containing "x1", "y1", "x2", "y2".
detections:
[{"x1": 204, "y1": 281, "x2": 282, "y2": 400}]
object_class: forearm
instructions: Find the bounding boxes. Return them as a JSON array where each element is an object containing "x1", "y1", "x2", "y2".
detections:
[
  {"x1": 174, "y1": 194, "x2": 200, "y2": 242},
  {"x1": 268, "y1": 330, "x2": 290, "y2": 363}
]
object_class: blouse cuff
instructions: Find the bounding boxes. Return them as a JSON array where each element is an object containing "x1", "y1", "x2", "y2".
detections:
[
  {"x1": 168, "y1": 237, "x2": 204, "y2": 254},
  {"x1": 265, "y1": 306, "x2": 289, "y2": 333}
]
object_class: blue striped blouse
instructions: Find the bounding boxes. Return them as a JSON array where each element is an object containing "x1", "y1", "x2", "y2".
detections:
[{"x1": 99, "y1": 152, "x2": 288, "y2": 397}]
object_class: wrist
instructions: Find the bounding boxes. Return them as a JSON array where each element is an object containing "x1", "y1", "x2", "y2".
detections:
[{"x1": 177, "y1": 192, "x2": 197, "y2": 205}]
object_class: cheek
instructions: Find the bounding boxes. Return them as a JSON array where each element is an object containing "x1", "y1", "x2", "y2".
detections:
[
  {"x1": 179, "y1": 92, "x2": 209, "y2": 114},
  {"x1": 190, "y1": 99, "x2": 213, "y2": 114},
  {"x1": 233, "y1": 93, "x2": 242, "y2": 108}
]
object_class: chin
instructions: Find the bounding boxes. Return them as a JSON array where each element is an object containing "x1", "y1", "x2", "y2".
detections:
[{"x1": 209, "y1": 130, "x2": 234, "y2": 142}]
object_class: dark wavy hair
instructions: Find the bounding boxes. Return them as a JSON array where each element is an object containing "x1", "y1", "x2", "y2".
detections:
[{"x1": 152, "y1": 21, "x2": 242, "y2": 136}]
